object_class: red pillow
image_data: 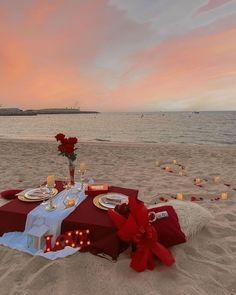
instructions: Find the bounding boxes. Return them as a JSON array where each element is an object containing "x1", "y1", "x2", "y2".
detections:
[
  {"x1": 0, "y1": 189, "x2": 23, "y2": 200},
  {"x1": 148, "y1": 205, "x2": 186, "y2": 247}
]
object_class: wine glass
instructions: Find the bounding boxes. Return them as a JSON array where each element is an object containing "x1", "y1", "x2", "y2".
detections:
[
  {"x1": 62, "y1": 177, "x2": 71, "y2": 203},
  {"x1": 79, "y1": 162, "x2": 87, "y2": 192},
  {"x1": 45, "y1": 183, "x2": 57, "y2": 211},
  {"x1": 63, "y1": 177, "x2": 72, "y2": 189},
  {"x1": 39, "y1": 183, "x2": 48, "y2": 206}
]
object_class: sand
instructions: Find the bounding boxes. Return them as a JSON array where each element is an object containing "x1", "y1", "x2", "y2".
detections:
[{"x1": 0, "y1": 139, "x2": 236, "y2": 295}]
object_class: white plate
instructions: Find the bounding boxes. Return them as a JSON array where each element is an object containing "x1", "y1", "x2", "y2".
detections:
[
  {"x1": 98, "y1": 193, "x2": 128, "y2": 209},
  {"x1": 24, "y1": 187, "x2": 52, "y2": 200}
]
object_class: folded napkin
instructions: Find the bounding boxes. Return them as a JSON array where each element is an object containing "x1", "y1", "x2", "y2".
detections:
[{"x1": 0, "y1": 189, "x2": 24, "y2": 200}]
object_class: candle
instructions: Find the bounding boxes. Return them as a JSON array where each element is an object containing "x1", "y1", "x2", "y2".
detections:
[
  {"x1": 79, "y1": 162, "x2": 87, "y2": 173},
  {"x1": 173, "y1": 160, "x2": 177, "y2": 164},
  {"x1": 214, "y1": 176, "x2": 220, "y2": 183},
  {"x1": 179, "y1": 170, "x2": 187, "y2": 176},
  {"x1": 47, "y1": 175, "x2": 55, "y2": 187},
  {"x1": 176, "y1": 193, "x2": 184, "y2": 200},
  {"x1": 221, "y1": 192, "x2": 228, "y2": 200},
  {"x1": 66, "y1": 198, "x2": 75, "y2": 207},
  {"x1": 165, "y1": 166, "x2": 171, "y2": 172},
  {"x1": 195, "y1": 178, "x2": 201, "y2": 184}
]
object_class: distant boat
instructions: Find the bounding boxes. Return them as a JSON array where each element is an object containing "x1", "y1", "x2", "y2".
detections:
[{"x1": 192, "y1": 111, "x2": 200, "y2": 114}]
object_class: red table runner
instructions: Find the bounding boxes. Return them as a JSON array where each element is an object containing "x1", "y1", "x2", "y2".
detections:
[{"x1": 0, "y1": 182, "x2": 138, "y2": 259}]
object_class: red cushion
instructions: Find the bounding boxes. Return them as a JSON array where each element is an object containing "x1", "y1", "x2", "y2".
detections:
[
  {"x1": 0, "y1": 189, "x2": 23, "y2": 200},
  {"x1": 148, "y1": 205, "x2": 186, "y2": 247}
]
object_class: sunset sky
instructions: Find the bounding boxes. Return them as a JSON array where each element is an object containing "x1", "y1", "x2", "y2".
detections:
[{"x1": 0, "y1": 0, "x2": 236, "y2": 111}]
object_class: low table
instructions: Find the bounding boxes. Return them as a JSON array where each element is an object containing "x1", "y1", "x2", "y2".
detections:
[{"x1": 0, "y1": 182, "x2": 138, "y2": 259}]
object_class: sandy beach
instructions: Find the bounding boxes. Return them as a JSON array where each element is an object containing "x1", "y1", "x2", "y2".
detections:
[{"x1": 0, "y1": 139, "x2": 236, "y2": 295}]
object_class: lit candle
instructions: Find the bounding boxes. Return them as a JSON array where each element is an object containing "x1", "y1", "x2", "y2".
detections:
[
  {"x1": 195, "y1": 178, "x2": 201, "y2": 184},
  {"x1": 79, "y1": 162, "x2": 87, "y2": 173},
  {"x1": 176, "y1": 193, "x2": 184, "y2": 200},
  {"x1": 173, "y1": 160, "x2": 177, "y2": 164},
  {"x1": 47, "y1": 175, "x2": 55, "y2": 187},
  {"x1": 221, "y1": 192, "x2": 228, "y2": 200},
  {"x1": 214, "y1": 176, "x2": 220, "y2": 183},
  {"x1": 66, "y1": 198, "x2": 75, "y2": 207}
]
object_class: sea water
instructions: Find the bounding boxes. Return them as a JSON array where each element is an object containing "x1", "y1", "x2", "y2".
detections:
[{"x1": 0, "y1": 111, "x2": 235, "y2": 145}]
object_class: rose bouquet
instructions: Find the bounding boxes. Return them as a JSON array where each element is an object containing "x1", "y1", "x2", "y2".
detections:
[
  {"x1": 55, "y1": 133, "x2": 78, "y2": 185},
  {"x1": 55, "y1": 133, "x2": 78, "y2": 161}
]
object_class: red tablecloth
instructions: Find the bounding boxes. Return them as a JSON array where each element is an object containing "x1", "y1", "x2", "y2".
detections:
[{"x1": 0, "y1": 182, "x2": 138, "y2": 259}]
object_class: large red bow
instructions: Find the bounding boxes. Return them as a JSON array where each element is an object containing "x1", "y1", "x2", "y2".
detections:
[{"x1": 108, "y1": 197, "x2": 175, "y2": 272}]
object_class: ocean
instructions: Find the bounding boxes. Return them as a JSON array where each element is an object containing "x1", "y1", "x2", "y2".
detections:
[{"x1": 0, "y1": 111, "x2": 235, "y2": 145}]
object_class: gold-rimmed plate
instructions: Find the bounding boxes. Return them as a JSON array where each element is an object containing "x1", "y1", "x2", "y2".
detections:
[
  {"x1": 25, "y1": 187, "x2": 49, "y2": 200},
  {"x1": 93, "y1": 193, "x2": 128, "y2": 210},
  {"x1": 18, "y1": 188, "x2": 58, "y2": 202},
  {"x1": 99, "y1": 193, "x2": 128, "y2": 209},
  {"x1": 93, "y1": 194, "x2": 109, "y2": 210}
]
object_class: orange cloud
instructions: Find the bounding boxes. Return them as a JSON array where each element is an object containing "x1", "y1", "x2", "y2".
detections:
[
  {"x1": 106, "y1": 26, "x2": 236, "y2": 110},
  {"x1": 28, "y1": 0, "x2": 65, "y2": 27},
  {"x1": 0, "y1": 1, "x2": 115, "y2": 108},
  {"x1": 0, "y1": 0, "x2": 235, "y2": 111}
]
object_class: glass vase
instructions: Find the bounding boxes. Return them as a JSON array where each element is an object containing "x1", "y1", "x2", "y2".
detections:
[{"x1": 68, "y1": 159, "x2": 76, "y2": 186}]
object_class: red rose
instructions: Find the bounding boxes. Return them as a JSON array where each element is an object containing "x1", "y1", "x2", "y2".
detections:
[
  {"x1": 55, "y1": 133, "x2": 65, "y2": 142},
  {"x1": 61, "y1": 138, "x2": 68, "y2": 144},
  {"x1": 68, "y1": 137, "x2": 78, "y2": 144},
  {"x1": 63, "y1": 144, "x2": 74, "y2": 154},
  {"x1": 55, "y1": 133, "x2": 78, "y2": 160},
  {"x1": 58, "y1": 144, "x2": 64, "y2": 153}
]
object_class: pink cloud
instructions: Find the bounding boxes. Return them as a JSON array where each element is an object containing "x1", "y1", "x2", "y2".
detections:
[
  {"x1": 106, "y1": 26, "x2": 236, "y2": 110},
  {"x1": 0, "y1": 0, "x2": 149, "y2": 110},
  {"x1": 0, "y1": 0, "x2": 235, "y2": 111},
  {"x1": 26, "y1": 0, "x2": 65, "y2": 27},
  {"x1": 195, "y1": 0, "x2": 232, "y2": 16}
]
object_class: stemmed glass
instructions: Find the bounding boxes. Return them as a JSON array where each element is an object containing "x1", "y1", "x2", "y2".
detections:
[
  {"x1": 62, "y1": 177, "x2": 71, "y2": 204},
  {"x1": 39, "y1": 183, "x2": 48, "y2": 206},
  {"x1": 45, "y1": 183, "x2": 57, "y2": 211},
  {"x1": 43, "y1": 176, "x2": 56, "y2": 211},
  {"x1": 79, "y1": 162, "x2": 87, "y2": 192},
  {"x1": 62, "y1": 177, "x2": 71, "y2": 190}
]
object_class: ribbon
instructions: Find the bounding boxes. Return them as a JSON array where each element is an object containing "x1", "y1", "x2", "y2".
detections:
[{"x1": 108, "y1": 197, "x2": 175, "y2": 272}]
